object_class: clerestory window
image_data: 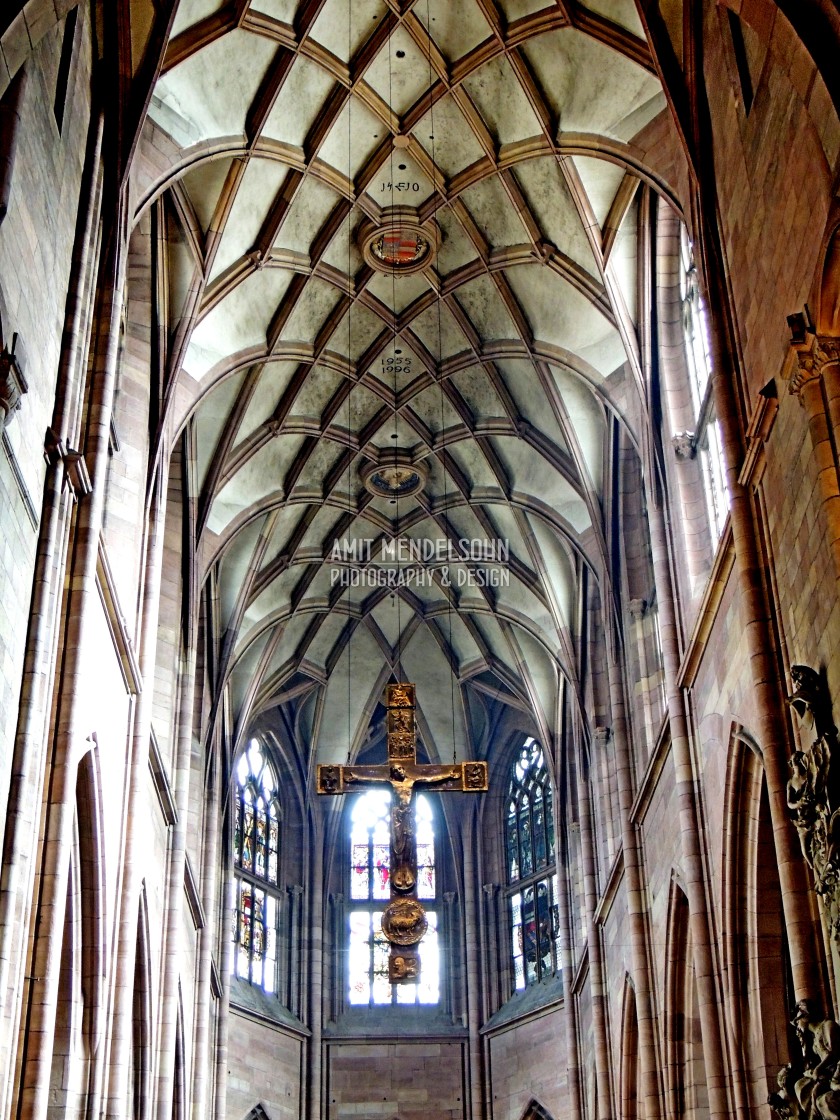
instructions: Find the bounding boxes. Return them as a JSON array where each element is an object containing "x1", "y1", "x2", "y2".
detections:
[
  {"x1": 347, "y1": 789, "x2": 440, "y2": 1006},
  {"x1": 679, "y1": 226, "x2": 730, "y2": 542},
  {"x1": 506, "y1": 738, "x2": 560, "y2": 990},
  {"x1": 233, "y1": 739, "x2": 281, "y2": 992}
]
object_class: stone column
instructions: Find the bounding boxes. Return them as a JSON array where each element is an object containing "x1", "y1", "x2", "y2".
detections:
[
  {"x1": 574, "y1": 738, "x2": 615, "y2": 1120},
  {"x1": 105, "y1": 468, "x2": 168, "y2": 1119},
  {"x1": 0, "y1": 108, "x2": 103, "y2": 1115},
  {"x1": 213, "y1": 867, "x2": 235, "y2": 1120},
  {"x1": 288, "y1": 883, "x2": 304, "y2": 1021},
  {"x1": 155, "y1": 639, "x2": 198, "y2": 1120},
  {"x1": 703, "y1": 323, "x2": 825, "y2": 1005},
  {"x1": 628, "y1": 599, "x2": 656, "y2": 755},
  {"x1": 481, "y1": 884, "x2": 500, "y2": 1017},
  {"x1": 191, "y1": 752, "x2": 222, "y2": 1120},
  {"x1": 462, "y1": 828, "x2": 483, "y2": 1120},
  {"x1": 307, "y1": 824, "x2": 324, "y2": 1120},
  {"x1": 602, "y1": 642, "x2": 664, "y2": 1120},
  {"x1": 17, "y1": 224, "x2": 127, "y2": 1119},
  {"x1": 647, "y1": 492, "x2": 731, "y2": 1119},
  {"x1": 555, "y1": 814, "x2": 582, "y2": 1120},
  {"x1": 327, "y1": 890, "x2": 343, "y2": 1024}
]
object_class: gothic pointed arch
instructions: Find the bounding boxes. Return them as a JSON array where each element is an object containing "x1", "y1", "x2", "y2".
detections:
[
  {"x1": 243, "y1": 1105, "x2": 272, "y2": 1120},
  {"x1": 172, "y1": 986, "x2": 186, "y2": 1120},
  {"x1": 619, "y1": 976, "x2": 641, "y2": 1120},
  {"x1": 131, "y1": 885, "x2": 152, "y2": 1120},
  {"x1": 722, "y1": 726, "x2": 798, "y2": 1113},
  {"x1": 664, "y1": 879, "x2": 709, "y2": 1120},
  {"x1": 519, "y1": 1097, "x2": 555, "y2": 1120},
  {"x1": 47, "y1": 742, "x2": 106, "y2": 1120}
]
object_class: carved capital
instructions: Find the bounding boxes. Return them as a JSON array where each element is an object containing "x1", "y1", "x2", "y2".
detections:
[
  {"x1": 594, "y1": 726, "x2": 611, "y2": 745},
  {"x1": 671, "y1": 430, "x2": 696, "y2": 460},
  {"x1": 482, "y1": 883, "x2": 499, "y2": 899},
  {"x1": 0, "y1": 334, "x2": 26, "y2": 427},
  {"x1": 788, "y1": 333, "x2": 840, "y2": 400}
]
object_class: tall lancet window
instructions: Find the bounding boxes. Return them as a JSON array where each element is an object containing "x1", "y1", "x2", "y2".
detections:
[
  {"x1": 679, "y1": 226, "x2": 730, "y2": 541},
  {"x1": 506, "y1": 738, "x2": 560, "y2": 990},
  {"x1": 347, "y1": 789, "x2": 440, "y2": 1006},
  {"x1": 233, "y1": 739, "x2": 281, "y2": 992}
]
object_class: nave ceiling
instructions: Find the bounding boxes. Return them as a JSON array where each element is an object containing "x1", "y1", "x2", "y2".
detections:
[{"x1": 135, "y1": 0, "x2": 681, "y2": 773}]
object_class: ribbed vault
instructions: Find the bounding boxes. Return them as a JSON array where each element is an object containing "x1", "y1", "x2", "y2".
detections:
[{"x1": 136, "y1": 0, "x2": 680, "y2": 769}]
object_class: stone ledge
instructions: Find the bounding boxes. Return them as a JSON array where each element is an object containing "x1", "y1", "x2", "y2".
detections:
[
  {"x1": 229, "y1": 976, "x2": 309, "y2": 1037},
  {"x1": 326, "y1": 1005, "x2": 468, "y2": 1039},
  {"x1": 480, "y1": 974, "x2": 564, "y2": 1035}
]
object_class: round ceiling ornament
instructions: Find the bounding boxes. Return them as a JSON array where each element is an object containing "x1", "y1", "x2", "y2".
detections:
[
  {"x1": 360, "y1": 209, "x2": 439, "y2": 275},
  {"x1": 361, "y1": 453, "x2": 427, "y2": 500}
]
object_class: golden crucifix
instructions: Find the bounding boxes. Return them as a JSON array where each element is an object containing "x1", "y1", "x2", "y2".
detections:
[{"x1": 317, "y1": 682, "x2": 488, "y2": 983}]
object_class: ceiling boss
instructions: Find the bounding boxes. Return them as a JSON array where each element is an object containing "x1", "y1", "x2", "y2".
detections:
[{"x1": 317, "y1": 683, "x2": 488, "y2": 983}]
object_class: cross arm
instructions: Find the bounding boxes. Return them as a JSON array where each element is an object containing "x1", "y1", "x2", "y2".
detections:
[{"x1": 316, "y1": 763, "x2": 391, "y2": 795}]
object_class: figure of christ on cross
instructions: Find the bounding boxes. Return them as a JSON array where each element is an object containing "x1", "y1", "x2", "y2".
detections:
[{"x1": 316, "y1": 682, "x2": 488, "y2": 983}]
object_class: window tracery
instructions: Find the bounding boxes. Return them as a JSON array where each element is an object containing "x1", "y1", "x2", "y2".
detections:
[
  {"x1": 347, "y1": 789, "x2": 439, "y2": 1006},
  {"x1": 506, "y1": 738, "x2": 560, "y2": 990},
  {"x1": 233, "y1": 739, "x2": 281, "y2": 992}
]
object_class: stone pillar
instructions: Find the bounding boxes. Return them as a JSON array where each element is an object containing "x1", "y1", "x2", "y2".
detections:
[
  {"x1": 105, "y1": 469, "x2": 168, "y2": 1119},
  {"x1": 647, "y1": 492, "x2": 731, "y2": 1119},
  {"x1": 462, "y1": 828, "x2": 483, "y2": 1120},
  {"x1": 481, "y1": 884, "x2": 500, "y2": 1017},
  {"x1": 602, "y1": 644, "x2": 664, "y2": 1120},
  {"x1": 307, "y1": 824, "x2": 324, "y2": 1120},
  {"x1": 17, "y1": 224, "x2": 127, "y2": 1119},
  {"x1": 574, "y1": 738, "x2": 615, "y2": 1120},
  {"x1": 288, "y1": 883, "x2": 304, "y2": 1021},
  {"x1": 0, "y1": 109, "x2": 103, "y2": 1111},
  {"x1": 213, "y1": 867, "x2": 235, "y2": 1120},
  {"x1": 555, "y1": 795, "x2": 582, "y2": 1120},
  {"x1": 327, "y1": 890, "x2": 343, "y2": 1024},
  {"x1": 192, "y1": 751, "x2": 222, "y2": 1120},
  {"x1": 442, "y1": 890, "x2": 457, "y2": 1022},
  {"x1": 155, "y1": 640, "x2": 198, "y2": 1120},
  {"x1": 628, "y1": 599, "x2": 657, "y2": 755},
  {"x1": 702, "y1": 321, "x2": 825, "y2": 1005}
]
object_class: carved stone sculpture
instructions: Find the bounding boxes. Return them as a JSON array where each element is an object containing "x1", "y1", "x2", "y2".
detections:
[
  {"x1": 770, "y1": 1002, "x2": 840, "y2": 1120},
  {"x1": 784, "y1": 666, "x2": 840, "y2": 943}
]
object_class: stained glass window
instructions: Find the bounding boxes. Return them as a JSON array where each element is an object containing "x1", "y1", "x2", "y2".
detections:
[
  {"x1": 506, "y1": 738, "x2": 560, "y2": 990},
  {"x1": 233, "y1": 740, "x2": 281, "y2": 992},
  {"x1": 347, "y1": 789, "x2": 439, "y2": 1006}
]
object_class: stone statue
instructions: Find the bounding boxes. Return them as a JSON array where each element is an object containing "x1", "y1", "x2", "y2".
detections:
[
  {"x1": 769, "y1": 1064, "x2": 805, "y2": 1120},
  {"x1": 787, "y1": 1001, "x2": 840, "y2": 1120},
  {"x1": 783, "y1": 666, "x2": 840, "y2": 944},
  {"x1": 789, "y1": 665, "x2": 834, "y2": 743}
]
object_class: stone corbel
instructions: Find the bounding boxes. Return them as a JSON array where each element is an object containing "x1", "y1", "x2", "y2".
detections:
[
  {"x1": 671, "y1": 430, "x2": 696, "y2": 460},
  {"x1": 44, "y1": 427, "x2": 92, "y2": 501},
  {"x1": 628, "y1": 598, "x2": 647, "y2": 623},
  {"x1": 0, "y1": 332, "x2": 27, "y2": 427}
]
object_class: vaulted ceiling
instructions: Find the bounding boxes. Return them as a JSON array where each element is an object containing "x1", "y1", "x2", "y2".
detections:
[{"x1": 137, "y1": 0, "x2": 680, "y2": 769}]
